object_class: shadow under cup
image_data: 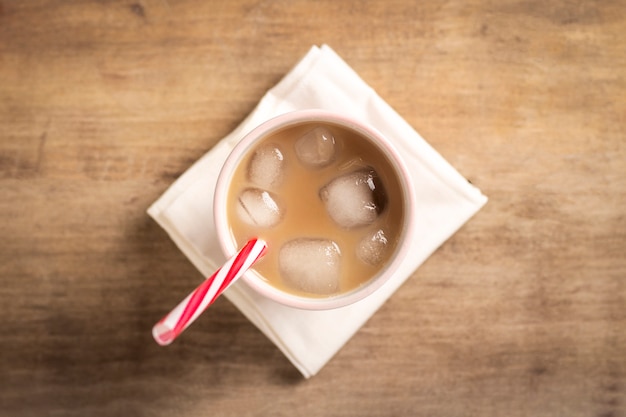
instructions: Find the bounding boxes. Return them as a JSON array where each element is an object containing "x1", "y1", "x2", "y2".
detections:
[{"x1": 214, "y1": 110, "x2": 416, "y2": 310}]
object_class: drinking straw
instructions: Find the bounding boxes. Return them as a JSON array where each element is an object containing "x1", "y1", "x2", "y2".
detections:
[{"x1": 152, "y1": 238, "x2": 267, "y2": 346}]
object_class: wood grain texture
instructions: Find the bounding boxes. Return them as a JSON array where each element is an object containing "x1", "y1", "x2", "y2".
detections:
[{"x1": 1, "y1": 0, "x2": 624, "y2": 416}]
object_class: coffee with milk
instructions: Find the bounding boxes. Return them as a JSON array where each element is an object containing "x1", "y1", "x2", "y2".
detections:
[{"x1": 226, "y1": 121, "x2": 405, "y2": 297}]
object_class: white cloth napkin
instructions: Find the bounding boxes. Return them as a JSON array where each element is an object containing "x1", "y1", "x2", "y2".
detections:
[{"x1": 148, "y1": 44, "x2": 488, "y2": 378}]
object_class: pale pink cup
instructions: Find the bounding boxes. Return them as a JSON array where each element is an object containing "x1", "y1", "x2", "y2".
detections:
[{"x1": 213, "y1": 110, "x2": 416, "y2": 310}]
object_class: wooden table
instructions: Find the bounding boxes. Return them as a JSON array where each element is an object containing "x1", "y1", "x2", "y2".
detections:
[{"x1": 1, "y1": 1, "x2": 624, "y2": 416}]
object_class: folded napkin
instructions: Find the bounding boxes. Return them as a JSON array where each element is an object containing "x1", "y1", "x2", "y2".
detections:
[{"x1": 148, "y1": 44, "x2": 488, "y2": 378}]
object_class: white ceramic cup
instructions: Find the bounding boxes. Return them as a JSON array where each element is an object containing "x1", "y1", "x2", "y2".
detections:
[{"x1": 214, "y1": 110, "x2": 416, "y2": 310}]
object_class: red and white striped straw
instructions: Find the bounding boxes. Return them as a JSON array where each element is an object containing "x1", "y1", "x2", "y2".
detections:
[{"x1": 152, "y1": 238, "x2": 267, "y2": 346}]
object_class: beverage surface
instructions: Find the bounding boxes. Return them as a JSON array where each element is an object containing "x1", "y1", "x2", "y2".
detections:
[{"x1": 226, "y1": 122, "x2": 405, "y2": 297}]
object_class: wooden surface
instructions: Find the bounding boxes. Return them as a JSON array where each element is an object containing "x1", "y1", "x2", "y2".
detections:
[{"x1": 1, "y1": 1, "x2": 625, "y2": 416}]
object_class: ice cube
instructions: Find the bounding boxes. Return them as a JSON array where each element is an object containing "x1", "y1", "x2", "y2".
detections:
[
  {"x1": 279, "y1": 238, "x2": 341, "y2": 294},
  {"x1": 247, "y1": 144, "x2": 285, "y2": 189},
  {"x1": 319, "y1": 169, "x2": 387, "y2": 228},
  {"x1": 235, "y1": 188, "x2": 283, "y2": 228},
  {"x1": 294, "y1": 126, "x2": 337, "y2": 168},
  {"x1": 357, "y1": 229, "x2": 389, "y2": 265}
]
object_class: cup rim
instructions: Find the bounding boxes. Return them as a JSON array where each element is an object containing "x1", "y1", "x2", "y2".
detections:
[{"x1": 214, "y1": 109, "x2": 416, "y2": 310}]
